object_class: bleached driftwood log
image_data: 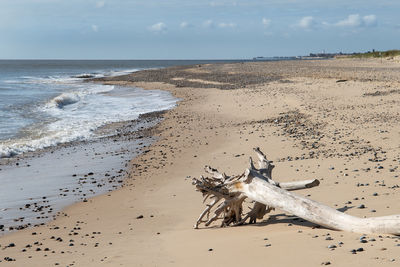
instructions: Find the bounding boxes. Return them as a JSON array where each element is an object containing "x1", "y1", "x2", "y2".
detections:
[
  {"x1": 193, "y1": 147, "x2": 400, "y2": 235},
  {"x1": 193, "y1": 148, "x2": 320, "y2": 228}
]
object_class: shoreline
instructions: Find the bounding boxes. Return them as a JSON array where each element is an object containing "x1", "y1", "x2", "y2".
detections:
[
  {"x1": 2, "y1": 58, "x2": 400, "y2": 266},
  {"x1": 0, "y1": 109, "x2": 168, "y2": 235}
]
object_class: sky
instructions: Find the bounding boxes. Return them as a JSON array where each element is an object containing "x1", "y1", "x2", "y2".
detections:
[{"x1": 0, "y1": 0, "x2": 399, "y2": 59}]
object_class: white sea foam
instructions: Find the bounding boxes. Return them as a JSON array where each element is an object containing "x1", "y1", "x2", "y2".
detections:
[
  {"x1": 49, "y1": 93, "x2": 80, "y2": 108},
  {"x1": 103, "y1": 68, "x2": 140, "y2": 77},
  {"x1": 0, "y1": 64, "x2": 178, "y2": 158},
  {"x1": 0, "y1": 83, "x2": 178, "y2": 158},
  {"x1": 17, "y1": 68, "x2": 139, "y2": 85}
]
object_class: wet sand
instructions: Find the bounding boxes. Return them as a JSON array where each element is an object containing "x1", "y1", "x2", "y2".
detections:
[
  {"x1": 1, "y1": 58, "x2": 400, "y2": 266},
  {"x1": 0, "y1": 111, "x2": 163, "y2": 234}
]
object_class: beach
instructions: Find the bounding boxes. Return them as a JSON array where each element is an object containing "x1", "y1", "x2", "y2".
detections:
[{"x1": 1, "y1": 58, "x2": 400, "y2": 266}]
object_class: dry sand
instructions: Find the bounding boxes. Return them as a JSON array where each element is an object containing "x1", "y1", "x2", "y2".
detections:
[{"x1": 1, "y1": 58, "x2": 400, "y2": 266}]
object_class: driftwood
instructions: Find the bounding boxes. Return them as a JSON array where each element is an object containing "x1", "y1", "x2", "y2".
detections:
[{"x1": 192, "y1": 147, "x2": 400, "y2": 235}]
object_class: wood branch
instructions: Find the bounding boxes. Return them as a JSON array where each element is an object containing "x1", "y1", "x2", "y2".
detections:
[
  {"x1": 193, "y1": 148, "x2": 400, "y2": 235},
  {"x1": 279, "y1": 179, "x2": 320, "y2": 191},
  {"x1": 194, "y1": 197, "x2": 220, "y2": 229}
]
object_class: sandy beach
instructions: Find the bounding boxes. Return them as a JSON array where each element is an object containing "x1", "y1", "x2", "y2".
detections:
[{"x1": 2, "y1": 58, "x2": 400, "y2": 266}]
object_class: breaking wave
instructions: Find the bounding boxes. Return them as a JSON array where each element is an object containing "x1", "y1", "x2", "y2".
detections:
[{"x1": 49, "y1": 93, "x2": 80, "y2": 109}]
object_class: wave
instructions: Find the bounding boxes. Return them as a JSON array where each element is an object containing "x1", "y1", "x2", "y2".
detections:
[
  {"x1": 0, "y1": 130, "x2": 91, "y2": 158},
  {"x1": 103, "y1": 68, "x2": 140, "y2": 77},
  {"x1": 0, "y1": 85, "x2": 178, "y2": 159},
  {"x1": 73, "y1": 73, "x2": 96, "y2": 79},
  {"x1": 48, "y1": 93, "x2": 80, "y2": 109},
  {"x1": 17, "y1": 68, "x2": 139, "y2": 84},
  {"x1": 0, "y1": 65, "x2": 178, "y2": 159}
]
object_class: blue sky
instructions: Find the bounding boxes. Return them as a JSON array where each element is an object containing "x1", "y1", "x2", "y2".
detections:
[{"x1": 1, "y1": 0, "x2": 399, "y2": 59}]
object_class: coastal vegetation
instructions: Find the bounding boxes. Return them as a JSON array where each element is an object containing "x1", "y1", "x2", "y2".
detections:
[{"x1": 351, "y1": 49, "x2": 400, "y2": 58}]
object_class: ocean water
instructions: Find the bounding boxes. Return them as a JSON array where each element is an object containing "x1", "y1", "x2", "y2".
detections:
[{"x1": 0, "y1": 60, "x2": 237, "y2": 158}]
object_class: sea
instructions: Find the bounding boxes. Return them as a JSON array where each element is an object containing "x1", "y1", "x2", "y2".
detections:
[{"x1": 0, "y1": 60, "x2": 241, "y2": 158}]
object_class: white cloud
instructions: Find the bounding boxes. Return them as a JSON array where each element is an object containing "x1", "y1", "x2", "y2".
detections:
[
  {"x1": 335, "y1": 14, "x2": 361, "y2": 27},
  {"x1": 203, "y1": 20, "x2": 236, "y2": 29},
  {"x1": 363, "y1": 14, "x2": 377, "y2": 27},
  {"x1": 203, "y1": 19, "x2": 214, "y2": 28},
  {"x1": 91, "y1": 24, "x2": 99, "y2": 32},
  {"x1": 334, "y1": 14, "x2": 377, "y2": 27},
  {"x1": 262, "y1": 18, "x2": 271, "y2": 28},
  {"x1": 96, "y1": 0, "x2": 105, "y2": 8},
  {"x1": 180, "y1": 22, "x2": 193, "y2": 29},
  {"x1": 296, "y1": 16, "x2": 315, "y2": 30},
  {"x1": 149, "y1": 22, "x2": 167, "y2": 33},
  {"x1": 218, "y1": 22, "x2": 236, "y2": 28}
]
